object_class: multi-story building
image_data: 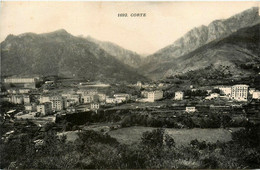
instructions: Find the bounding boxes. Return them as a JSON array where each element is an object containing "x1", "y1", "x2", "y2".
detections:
[
  {"x1": 36, "y1": 102, "x2": 52, "y2": 116},
  {"x1": 231, "y1": 85, "x2": 249, "y2": 101},
  {"x1": 4, "y1": 77, "x2": 36, "y2": 84},
  {"x1": 23, "y1": 95, "x2": 30, "y2": 104},
  {"x1": 4, "y1": 77, "x2": 37, "y2": 89},
  {"x1": 50, "y1": 96, "x2": 63, "y2": 111},
  {"x1": 147, "y1": 90, "x2": 163, "y2": 102},
  {"x1": 82, "y1": 95, "x2": 93, "y2": 103},
  {"x1": 9, "y1": 95, "x2": 24, "y2": 104},
  {"x1": 91, "y1": 103, "x2": 100, "y2": 110},
  {"x1": 174, "y1": 91, "x2": 184, "y2": 100}
]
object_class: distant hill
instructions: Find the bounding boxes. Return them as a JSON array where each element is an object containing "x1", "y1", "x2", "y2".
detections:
[
  {"x1": 141, "y1": 7, "x2": 259, "y2": 76},
  {"x1": 144, "y1": 24, "x2": 260, "y2": 80},
  {"x1": 86, "y1": 36, "x2": 143, "y2": 68},
  {"x1": 0, "y1": 29, "x2": 147, "y2": 83}
]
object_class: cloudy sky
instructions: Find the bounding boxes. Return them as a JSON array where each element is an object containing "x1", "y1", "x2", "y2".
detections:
[{"x1": 0, "y1": 1, "x2": 258, "y2": 54}]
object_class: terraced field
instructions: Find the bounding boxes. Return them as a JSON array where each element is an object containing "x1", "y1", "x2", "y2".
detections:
[{"x1": 108, "y1": 126, "x2": 242, "y2": 146}]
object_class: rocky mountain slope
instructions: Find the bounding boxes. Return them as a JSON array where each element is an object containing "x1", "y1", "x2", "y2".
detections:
[
  {"x1": 86, "y1": 36, "x2": 143, "y2": 68},
  {"x1": 142, "y1": 7, "x2": 259, "y2": 75},
  {"x1": 145, "y1": 24, "x2": 260, "y2": 80},
  {"x1": 0, "y1": 29, "x2": 146, "y2": 83}
]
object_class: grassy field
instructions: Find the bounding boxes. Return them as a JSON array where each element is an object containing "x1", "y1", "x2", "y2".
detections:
[{"x1": 108, "y1": 126, "x2": 242, "y2": 146}]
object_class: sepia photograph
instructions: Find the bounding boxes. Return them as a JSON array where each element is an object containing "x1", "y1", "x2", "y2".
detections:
[{"x1": 0, "y1": 1, "x2": 259, "y2": 169}]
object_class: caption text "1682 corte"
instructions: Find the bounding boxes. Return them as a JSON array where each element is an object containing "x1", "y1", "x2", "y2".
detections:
[{"x1": 118, "y1": 13, "x2": 146, "y2": 17}]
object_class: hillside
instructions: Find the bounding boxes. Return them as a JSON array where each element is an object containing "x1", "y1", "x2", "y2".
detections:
[
  {"x1": 145, "y1": 24, "x2": 260, "y2": 80},
  {"x1": 86, "y1": 36, "x2": 143, "y2": 68},
  {"x1": 0, "y1": 29, "x2": 147, "y2": 83},
  {"x1": 142, "y1": 7, "x2": 259, "y2": 75}
]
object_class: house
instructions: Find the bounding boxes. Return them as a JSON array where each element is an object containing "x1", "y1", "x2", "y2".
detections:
[
  {"x1": 252, "y1": 91, "x2": 260, "y2": 99},
  {"x1": 91, "y1": 103, "x2": 100, "y2": 110},
  {"x1": 141, "y1": 91, "x2": 149, "y2": 98},
  {"x1": 66, "y1": 107, "x2": 76, "y2": 113},
  {"x1": 39, "y1": 95, "x2": 51, "y2": 103},
  {"x1": 214, "y1": 85, "x2": 232, "y2": 97},
  {"x1": 147, "y1": 90, "x2": 163, "y2": 102},
  {"x1": 114, "y1": 93, "x2": 130, "y2": 100},
  {"x1": 249, "y1": 88, "x2": 256, "y2": 95},
  {"x1": 82, "y1": 95, "x2": 93, "y2": 103},
  {"x1": 106, "y1": 97, "x2": 116, "y2": 104},
  {"x1": 36, "y1": 102, "x2": 52, "y2": 116},
  {"x1": 136, "y1": 81, "x2": 142, "y2": 88},
  {"x1": 114, "y1": 93, "x2": 130, "y2": 103},
  {"x1": 174, "y1": 91, "x2": 184, "y2": 100},
  {"x1": 205, "y1": 93, "x2": 220, "y2": 100},
  {"x1": 24, "y1": 104, "x2": 33, "y2": 111},
  {"x1": 185, "y1": 107, "x2": 196, "y2": 113},
  {"x1": 97, "y1": 93, "x2": 106, "y2": 102},
  {"x1": 7, "y1": 89, "x2": 18, "y2": 94},
  {"x1": 231, "y1": 85, "x2": 249, "y2": 101},
  {"x1": 19, "y1": 89, "x2": 31, "y2": 94}
]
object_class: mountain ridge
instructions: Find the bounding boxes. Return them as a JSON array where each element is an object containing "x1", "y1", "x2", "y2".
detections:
[
  {"x1": 1, "y1": 30, "x2": 147, "y2": 83},
  {"x1": 142, "y1": 6, "x2": 259, "y2": 73}
]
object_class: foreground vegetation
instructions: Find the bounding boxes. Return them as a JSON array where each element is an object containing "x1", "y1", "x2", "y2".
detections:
[{"x1": 0, "y1": 119, "x2": 259, "y2": 169}]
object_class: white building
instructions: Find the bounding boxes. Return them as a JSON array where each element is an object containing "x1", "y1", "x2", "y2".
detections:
[
  {"x1": 39, "y1": 96, "x2": 51, "y2": 103},
  {"x1": 82, "y1": 95, "x2": 93, "y2": 103},
  {"x1": 136, "y1": 81, "x2": 142, "y2": 88},
  {"x1": 174, "y1": 91, "x2": 184, "y2": 100},
  {"x1": 37, "y1": 102, "x2": 52, "y2": 116},
  {"x1": 231, "y1": 85, "x2": 249, "y2": 101},
  {"x1": 24, "y1": 104, "x2": 33, "y2": 111},
  {"x1": 106, "y1": 97, "x2": 116, "y2": 104},
  {"x1": 214, "y1": 86, "x2": 232, "y2": 97},
  {"x1": 249, "y1": 88, "x2": 256, "y2": 95},
  {"x1": 19, "y1": 89, "x2": 31, "y2": 94},
  {"x1": 91, "y1": 103, "x2": 100, "y2": 110},
  {"x1": 205, "y1": 93, "x2": 220, "y2": 100},
  {"x1": 147, "y1": 90, "x2": 163, "y2": 102},
  {"x1": 252, "y1": 91, "x2": 260, "y2": 99},
  {"x1": 114, "y1": 93, "x2": 130, "y2": 102},
  {"x1": 186, "y1": 107, "x2": 196, "y2": 113}
]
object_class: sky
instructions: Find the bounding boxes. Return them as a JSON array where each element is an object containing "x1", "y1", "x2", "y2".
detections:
[{"x1": 0, "y1": 1, "x2": 259, "y2": 54}]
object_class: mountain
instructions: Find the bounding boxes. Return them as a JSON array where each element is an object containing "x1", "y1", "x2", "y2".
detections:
[
  {"x1": 86, "y1": 36, "x2": 143, "y2": 68},
  {"x1": 0, "y1": 29, "x2": 147, "y2": 83},
  {"x1": 145, "y1": 24, "x2": 260, "y2": 80},
  {"x1": 142, "y1": 7, "x2": 259, "y2": 75}
]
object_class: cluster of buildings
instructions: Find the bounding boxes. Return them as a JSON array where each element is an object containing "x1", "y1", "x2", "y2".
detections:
[
  {"x1": 138, "y1": 90, "x2": 164, "y2": 102},
  {"x1": 2, "y1": 77, "x2": 134, "y2": 116},
  {"x1": 213, "y1": 84, "x2": 260, "y2": 101}
]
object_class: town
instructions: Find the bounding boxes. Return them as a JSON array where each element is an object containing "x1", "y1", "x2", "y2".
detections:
[{"x1": 1, "y1": 76, "x2": 260, "y2": 126}]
